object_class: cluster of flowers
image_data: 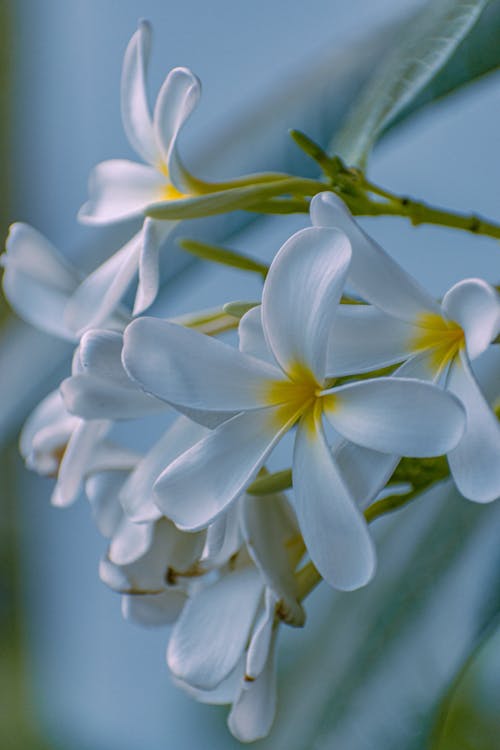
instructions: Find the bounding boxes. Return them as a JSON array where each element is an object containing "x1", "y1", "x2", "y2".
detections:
[{"x1": 4, "y1": 21, "x2": 500, "y2": 743}]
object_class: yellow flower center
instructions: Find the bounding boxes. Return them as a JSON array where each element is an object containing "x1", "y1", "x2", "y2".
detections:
[
  {"x1": 157, "y1": 162, "x2": 186, "y2": 201},
  {"x1": 410, "y1": 312, "x2": 465, "y2": 374},
  {"x1": 262, "y1": 362, "x2": 326, "y2": 429}
]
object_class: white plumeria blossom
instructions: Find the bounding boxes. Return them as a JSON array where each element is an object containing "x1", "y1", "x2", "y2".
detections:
[
  {"x1": 69, "y1": 20, "x2": 201, "y2": 331},
  {"x1": 123, "y1": 224, "x2": 465, "y2": 591},
  {"x1": 169, "y1": 491, "x2": 303, "y2": 742},
  {"x1": 312, "y1": 191, "x2": 500, "y2": 503},
  {"x1": 1, "y1": 222, "x2": 130, "y2": 340}
]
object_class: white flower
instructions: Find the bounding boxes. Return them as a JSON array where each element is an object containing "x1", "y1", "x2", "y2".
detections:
[
  {"x1": 1, "y1": 222, "x2": 130, "y2": 340},
  {"x1": 66, "y1": 21, "x2": 201, "y2": 331},
  {"x1": 123, "y1": 224, "x2": 465, "y2": 590},
  {"x1": 20, "y1": 387, "x2": 136, "y2": 507},
  {"x1": 312, "y1": 191, "x2": 500, "y2": 503},
  {"x1": 169, "y1": 491, "x2": 303, "y2": 742},
  {"x1": 78, "y1": 20, "x2": 197, "y2": 226}
]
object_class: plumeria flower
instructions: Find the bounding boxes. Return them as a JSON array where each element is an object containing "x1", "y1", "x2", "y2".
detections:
[
  {"x1": 312, "y1": 191, "x2": 500, "y2": 503},
  {"x1": 169, "y1": 491, "x2": 303, "y2": 742},
  {"x1": 123, "y1": 224, "x2": 465, "y2": 591},
  {"x1": 1, "y1": 223, "x2": 129, "y2": 340},
  {"x1": 68, "y1": 20, "x2": 201, "y2": 331},
  {"x1": 20, "y1": 387, "x2": 138, "y2": 507},
  {"x1": 92, "y1": 469, "x2": 203, "y2": 628}
]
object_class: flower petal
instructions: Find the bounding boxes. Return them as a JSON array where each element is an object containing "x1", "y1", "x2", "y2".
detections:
[
  {"x1": 108, "y1": 517, "x2": 154, "y2": 566},
  {"x1": 325, "y1": 376, "x2": 465, "y2": 457},
  {"x1": 241, "y1": 493, "x2": 304, "y2": 626},
  {"x1": 122, "y1": 589, "x2": 187, "y2": 627},
  {"x1": 227, "y1": 636, "x2": 277, "y2": 743},
  {"x1": 245, "y1": 589, "x2": 276, "y2": 679},
  {"x1": 310, "y1": 192, "x2": 439, "y2": 322},
  {"x1": 64, "y1": 233, "x2": 140, "y2": 335},
  {"x1": 60, "y1": 374, "x2": 165, "y2": 420},
  {"x1": 2, "y1": 224, "x2": 80, "y2": 340},
  {"x1": 293, "y1": 411, "x2": 376, "y2": 591},
  {"x1": 85, "y1": 470, "x2": 127, "y2": 538},
  {"x1": 334, "y1": 440, "x2": 399, "y2": 509},
  {"x1": 78, "y1": 160, "x2": 164, "y2": 225},
  {"x1": 154, "y1": 407, "x2": 291, "y2": 531},
  {"x1": 123, "y1": 317, "x2": 282, "y2": 412},
  {"x1": 20, "y1": 389, "x2": 73, "y2": 469},
  {"x1": 447, "y1": 353, "x2": 500, "y2": 502},
  {"x1": 120, "y1": 20, "x2": 160, "y2": 166},
  {"x1": 153, "y1": 66, "x2": 201, "y2": 166},
  {"x1": 120, "y1": 417, "x2": 209, "y2": 522},
  {"x1": 201, "y1": 500, "x2": 242, "y2": 568},
  {"x1": 54, "y1": 419, "x2": 110, "y2": 507},
  {"x1": 442, "y1": 278, "x2": 500, "y2": 360},
  {"x1": 133, "y1": 218, "x2": 176, "y2": 315},
  {"x1": 238, "y1": 306, "x2": 276, "y2": 365},
  {"x1": 327, "y1": 304, "x2": 418, "y2": 376},
  {"x1": 167, "y1": 567, "x2": 263, "y2": 690},
  {"x1": 262, "y1": 226, "x2": 351, "y2": 381},
  {"x1": 173, "y1": 661, "x2": 244, "y2": 705}
]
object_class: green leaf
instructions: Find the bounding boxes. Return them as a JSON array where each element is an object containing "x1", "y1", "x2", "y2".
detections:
[
  {"x1": 332, "y1": 0, "x2": 491, "y2": 168},
  {"x1": 179, "y1": 239, "x2": 268, "y2": 278},
  {"x1": 145, "y1": 177, "x2": 321, "y2": 220}
]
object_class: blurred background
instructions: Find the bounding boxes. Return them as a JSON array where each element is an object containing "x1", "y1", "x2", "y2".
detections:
[{"x1": 1, "y1": 1, "x2": 500, "y2": 748}]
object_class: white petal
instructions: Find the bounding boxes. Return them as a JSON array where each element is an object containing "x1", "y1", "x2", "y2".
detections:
[
  {"x1": 327, "y1": 304, "x2": 418, "y2": 376},
  {"x1": 2, "y1": 224, "x2": 81, "y2": 340},
  {"x1": 447, "y1": 353, "x2": 500, "y2": 502},
  {"x1": 60, "y1": 374, "x2": 165, "y2": 420},
  {"x1": 245, "y1": 589, "x2": 276, "y2": 679},
  {"x1": 262, "y1": 226, "x2": 351, "y2": 381},
  {"x1": 54, "y1": 420, "x2": 110, "y2": 507},
  {"x1": 123, "y1": 317, "x2": 282, "y2": 412},
  {"x1": 202, "y1": 500, "x2": 242, "y2": 568},
  {"x1": 334, "y1": 440, "x2": 399, "y2": 509},
  {"x1": 293, "y1": 412, "x2": 375, "y2": 590},
  {"x1": 325, "y1": 376, "x2": 465, "y2": 457},
  {"x1": 228, "y1": 637, "x2": 277, "y2": 743},
  {"x1": 442, "y1": 278, "x2": 500, "y2": 360},
  {"x1": 310, "y1": 192, "x2": 439, "y2": 321},
  {"x1": 108, "y1": 518, "x2": 154, "y2": 565},
  {"x1": 100, "y1": 518, "x2": 195, "y2": 593},
  {"x1": 120, "y1": 417, "x2": 209, "y2": 522},
  {"x1": 242, "y1": 493, "x2": 304, "y2": 626},
  {"x1": 122, "y1": 589, "x2": 186, "y2": 627},
  {"x1": 3, "y1": 223, "x2": 78, "y2": 291},
  {"x1": 153, "y1": 66, "x2": 201, "y2": 165},
  {"x1": 238, "y1": 306, "x2": 276, "y2": 365},
  {"x1": 173, "y1": 660, "x2": 244, "y2": 706},
  {"x1": 79, "y1": 329, "x2": 126, "y2": 380},
  {"x1": 64, "y1": 232, "x2": 141, "y2": 335},
  {"x1": 167, "y1": 567, "x2": 263, "y2": 690},
  {"x1": 85, "y1": 470, "x2": 126, "y2": 538},
  {"x1": 154, "y1": 407, "x2": 291, "y2": 531},
  {"x1": 20, "y1": 390, "x2": 71, "y2": 463},
  {"x1": 133, "y1": 218, "x2": 176, "y2": 315},
  {"x1": 120, "y1": 20, "x2": 160, "y2": 166},
  {"x1": 78, "y1": 159, "x2": 164, "y2": 224}
]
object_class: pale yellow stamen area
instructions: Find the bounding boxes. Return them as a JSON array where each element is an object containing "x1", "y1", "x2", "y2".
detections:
[
  {"x1": 411, "y1": 312, "x2": 465, "y2": 374},
  {"x1": 261, "y1": 362, "x2": 327, "y2": 431},
  {"x1": 160, "y1": 183, "x2": 186, "y2": 201},
  {"x1": 157, "y1": 162, "x2": 187, "y2": 201}
]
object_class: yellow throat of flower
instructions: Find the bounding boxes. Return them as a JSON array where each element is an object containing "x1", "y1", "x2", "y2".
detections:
[
  {"x1": 411, "y1": 312, "x2": 465, "y2": 374},
  {"x1": 262, "y1": 362, "x2": 327, "y2": 429}
]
